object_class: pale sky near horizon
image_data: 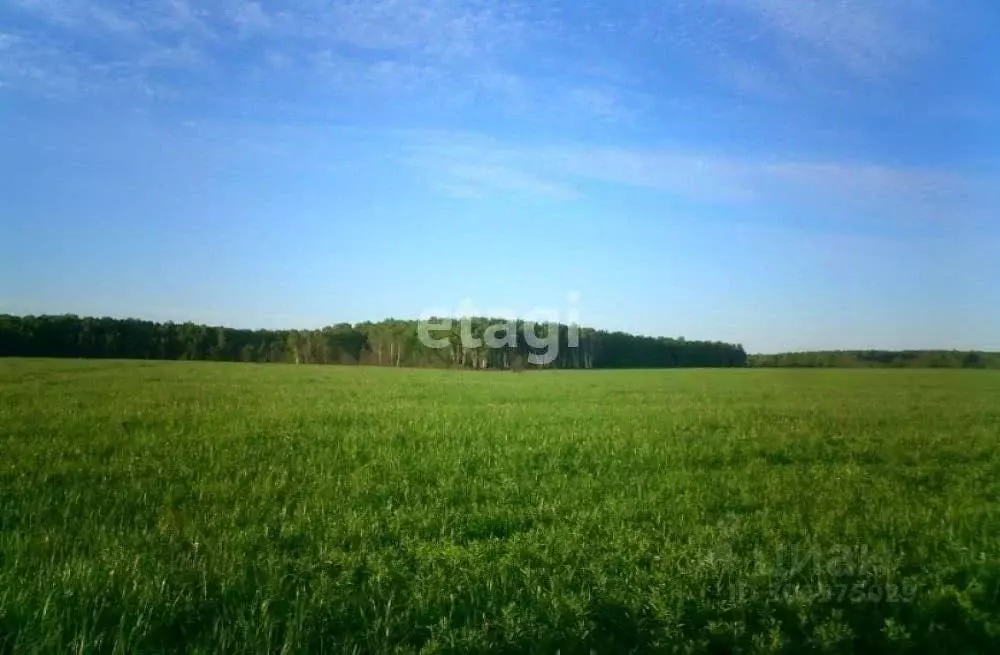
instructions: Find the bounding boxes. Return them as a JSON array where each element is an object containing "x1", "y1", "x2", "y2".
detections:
[{"x1": 1, "y1": 0, "x2": 998, "y2": 353}]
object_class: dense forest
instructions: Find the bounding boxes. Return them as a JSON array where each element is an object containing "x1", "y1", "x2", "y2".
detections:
[
  {"x1": 749, "y1": 350, "x2": 1000, "y2": 369},
  {"x1": 0, "y1": 315, "x2": 747, "y2": 369},
  {"x1": 3, "y1": 315, "x2": 996, "y2": 369}
]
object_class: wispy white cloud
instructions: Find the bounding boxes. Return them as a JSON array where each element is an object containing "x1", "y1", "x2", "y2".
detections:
[
  {"x1": 632, "y1": 0, "x2": 942, "y2": 101},
  {"x1": 439, "y1": 162, "x2": 579, "y2": 200},
  {"x1": 761, "y1": 161, "x2": 967, "y2": 204},
  {"x1": 2, "y1": 0, "x2": 578, "y2": 114},
  {"x1": 397, "y1": 133, "x2": 577, "y2": 199},
  {"x1": 137, "y1": 38, "x2": 203, "y2": 69},
  {"x1": 321, "y1": 0, "x2": 528, "y2": 57},
  {"x1": 1, "y1": 0, "x2": 985, "y2": 159},
  {"x1": 545, "y1": 147, "x2": 757, "y2": 203},
  {"x1": 11, "y1": 0, "x2": 214, "y2": 39},
  {"x1": 1, "y1": 1, "x2": 609, "y2": 121},
  {"x1": 398, "y1": 130, "x2": 982, "y2": 222},
  {"x1": 2, "y1": 0, "x2": 215, "y2": 98},
  {"x1": 0, "y1": 28, "x2": 197, "y2": 100},
  {"x1": 0, "y1": 31, "x2": 102, "y2": 96},
  {"x1": 229, "y1": 1, "x2": 273, "y2": 37},
  {"x1": 566, "y1": 87, "x2": 636, "y2": 122},
  {"x1": 720, "y1": 0, "x2": 927, "y2": 79},
  {"x1": 306, "y1": 47, "x2": 446, "y2": 98},
  {"x1": 11, "y1": 0, "x2": 142, "y2": 36}
]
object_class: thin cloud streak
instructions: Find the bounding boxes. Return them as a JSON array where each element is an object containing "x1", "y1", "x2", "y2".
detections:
[
  {"x1": 2, "y1": 0, "x2": 627, "y2": 120},
  {"x1": 715, "y1": 0, "x2": 930, "y2": 78},
  {"x1": 1, "y1": 0, "x2": 956, "y2": 121},
  {"x1": 400, "y1": 130, "x2": 985, "y2": 221}
]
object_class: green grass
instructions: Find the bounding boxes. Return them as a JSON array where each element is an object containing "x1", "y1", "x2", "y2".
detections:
[{"x1": 1, "y1": 359, "x2": 999, "y2": 653}]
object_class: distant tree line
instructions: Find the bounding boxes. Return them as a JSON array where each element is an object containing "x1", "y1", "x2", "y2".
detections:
[
  {"x1": 0, "y1": 314, "x2": 748, "y2": 369},
  {"x1": 7, "y1": 315, "x2": 991, "y2": 370},
  {"x1": 748, "y1": 350, "x2": 1000, "y2": 369}
]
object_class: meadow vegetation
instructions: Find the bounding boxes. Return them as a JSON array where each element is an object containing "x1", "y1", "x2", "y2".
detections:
[{"x1": 1, "y1": 359, "x2": 999, "y2": 653}]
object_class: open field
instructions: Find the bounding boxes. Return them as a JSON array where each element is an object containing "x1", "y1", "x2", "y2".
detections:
[{"x1": 1, "y1": 359, "x2": 999, "y2": 653}]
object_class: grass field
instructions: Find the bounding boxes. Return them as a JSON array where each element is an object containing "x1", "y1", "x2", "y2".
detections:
[{"x1": 1, "y1": 359, "x2": 999, "y2": 653}]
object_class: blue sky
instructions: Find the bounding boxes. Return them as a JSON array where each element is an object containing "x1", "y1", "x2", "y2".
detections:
[{"x1": 1, "y1": 0, "x2": 997, "y2": 353}]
